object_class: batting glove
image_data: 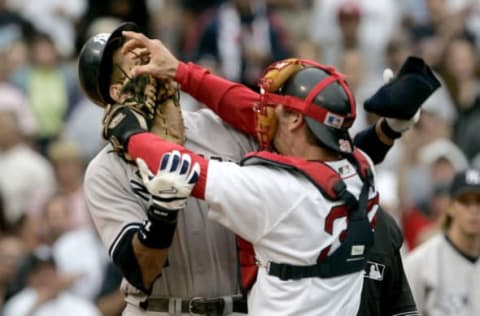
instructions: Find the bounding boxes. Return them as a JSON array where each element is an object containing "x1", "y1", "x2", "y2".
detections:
[{"x1": 137, "y1": 151, "x2": 200, "y2": 213}]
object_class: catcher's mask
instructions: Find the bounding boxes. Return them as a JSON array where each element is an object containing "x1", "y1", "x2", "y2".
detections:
[
  {"x1": 256, "y1": 58, "x2": 356, "y2": 153},
  {"x1": 78, "y1": 22, "x2": 139, "y2": 107}
]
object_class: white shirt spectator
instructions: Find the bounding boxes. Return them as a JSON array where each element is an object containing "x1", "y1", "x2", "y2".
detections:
[
  {"x1": 310, "y1": 0, "x2": 401, "y2": 77},
  {"x1": 52, "y1": 227, "x2": 109, "y2": 301},
  {"x1": 2, "y1": 288, "x2": 101, "y2": 316},
  {"x1": 13, "y1": 0, "x2": 87, "y2": 58},
  {"x1": 0, "y1": 144, "x2": 55, "y2": 224}
]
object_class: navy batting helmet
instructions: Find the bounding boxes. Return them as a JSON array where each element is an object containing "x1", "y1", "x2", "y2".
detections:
[{"x1": 77, "y1": 22, "x2": 139, "y2": 107}]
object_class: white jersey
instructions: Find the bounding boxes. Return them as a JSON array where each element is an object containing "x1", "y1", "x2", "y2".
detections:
[
  {"x1": 84, "y1": 109, "x2": 257, "y2": 313},
  {"x1": 205, "y1": 156, "x2": 379, "y2": 316},
  {"x1": 404, "y1": 234, "x2": 480, "y2": 316}
]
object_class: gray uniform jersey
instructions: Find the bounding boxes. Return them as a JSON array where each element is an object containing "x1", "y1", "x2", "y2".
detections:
[{"x1": 84, "y1": 109, "x2": 257, "y2": 304}]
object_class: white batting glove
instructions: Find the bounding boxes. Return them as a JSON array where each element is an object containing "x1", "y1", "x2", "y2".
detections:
[
  {"x1": 382, "y1": 68, "x2": 421, "y2": 133},
  {"x1": 136, "y1": 151, "x2": 200, "y2": 210}
]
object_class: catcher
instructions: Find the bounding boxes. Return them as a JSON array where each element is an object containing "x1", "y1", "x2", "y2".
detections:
[{"x1": 79, "y1": 23, "x2": 433, "y2": 315}]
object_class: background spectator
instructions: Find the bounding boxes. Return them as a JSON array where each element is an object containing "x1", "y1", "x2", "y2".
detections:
[{"x1": 405, "y1": 168, "x2": 480, "y2": 315}]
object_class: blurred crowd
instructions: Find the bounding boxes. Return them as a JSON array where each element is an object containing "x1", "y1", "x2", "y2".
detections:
[{"x1": 0, "y1": 0, "x2": 479, "y2": 315}]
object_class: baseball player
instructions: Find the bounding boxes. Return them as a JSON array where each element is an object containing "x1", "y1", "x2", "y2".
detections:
[
  {"x1": 116, "y1": 31, "x2": 439, "y2": 316},
  {"x1": 79, "y1": 23, "x2": 433, "y2": 315},
  {"x1": 79, "y1": 23, "x2": 256, "y2": 316},
  {"x1": 116, "y1": 35, "x2": 437, "y2": 316},
  {"x1": 102, "y1": 57, "x2": 382, "y2": 316},
  {"x1": 404, "y1": 168, "x2": 480, "y2": 316}
]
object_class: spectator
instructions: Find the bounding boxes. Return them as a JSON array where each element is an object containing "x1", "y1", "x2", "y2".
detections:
[
  {"x1": 310, "y1": 0, "x2": 401, "y2": 77},
  {"x1": 0, "y1": 234, "x2": 26, "y2": 305},
  {"x1": 40, "y1": 192, "x2": 74, "y2": 245},
  {"x1": 410, "y1": 0, "x2": 475, "y2": 69},
  {"x1": 0, "y1": 109, "x2": 55, "y2": 226},
  {"x1": 0, "y1": 0, "x2": 36, "y2": 51},
  {"x1": 441, "y1": 37, "x2": 480, "y2": 161},
  {"x1": 402, "y1": 138, "x2": 468, "y2": 250},
  {"x1": 13, "y1": 0, "x2": 86, "y2": 58},
  {"x1": 47, "y1": 140, "x2": 90, "y2": 228},
  {"x1": 52, "y1": 224, "x2": 110, "y2": 302},
  {"x1": 193, "y1": 0, "x2": 291, "y2": 89},
  {"x1": 405, "y1": 168, "x2": 480, "y2": 315},
  {"x1": 0, "y1": 49, "x2": 37, "y2": 139},
  {"x1": 2, "y1": 246, "x2": 101, "y2": 316},
  {"x1": 11, "y1": 32, "x2": 80, "y2": 155}
]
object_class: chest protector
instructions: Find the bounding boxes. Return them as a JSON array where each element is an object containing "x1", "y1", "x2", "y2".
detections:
[{"x1": 237, "y1": 149, "x2": 376, "y2": 291}]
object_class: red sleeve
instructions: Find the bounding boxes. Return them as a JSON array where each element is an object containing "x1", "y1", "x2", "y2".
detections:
[
  {"x1": 128, "y1": 133, "x2": 208, "y2": 199},
  {"x1": 175, "y1": 62, "x2": 258, "y2": 136}
]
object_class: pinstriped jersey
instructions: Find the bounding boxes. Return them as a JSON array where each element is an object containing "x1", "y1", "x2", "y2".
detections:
[
  {"x1": 404, "y1": 234, "x2": 480, "y2": 316},
  {"x1": 84, "y1": 109, "x2": 257, "y2": 303}
]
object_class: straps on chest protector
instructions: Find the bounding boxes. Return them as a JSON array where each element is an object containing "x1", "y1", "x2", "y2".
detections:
[{"x1": 241, "y1": 149, "x2": 375, "y2": 280}]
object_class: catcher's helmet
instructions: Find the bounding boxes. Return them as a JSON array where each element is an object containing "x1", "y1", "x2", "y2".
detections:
[
  {"x1": 77, "y1": 22, "x2": 139, "y2": 106},
  {"x1": 281, "y1": 66, "x2": 355, "y2": 153}
]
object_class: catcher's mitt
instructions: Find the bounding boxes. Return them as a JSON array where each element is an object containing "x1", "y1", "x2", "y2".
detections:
[
  {"x1": 104, "y1": 54, "x2": 184, "y2": 161},
  {"x1": 102, "y1": 104, "x2": 149, "y2": 162}
]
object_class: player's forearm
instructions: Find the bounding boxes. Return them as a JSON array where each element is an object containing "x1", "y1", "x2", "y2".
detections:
[
  {"x1": 128, "y1": 133, "x2": 209, "y2": 199},
  {"x1": 175, "y1": 62, "x2": 258, "y2": 136},
  {"x1": 110, "y1": 225, "x2": 171, "y2": 294},
  {"x1": 132, "y1": 234, "x2": 169, "y2": 289}
]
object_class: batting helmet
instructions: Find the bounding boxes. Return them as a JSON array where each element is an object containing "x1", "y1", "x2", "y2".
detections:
[
  {"x1": 77, "y1": 22, "x2": 139, "y2": 106},
  {"x1": 258, "y1": 59, "x2": 356, "y2": 154}
]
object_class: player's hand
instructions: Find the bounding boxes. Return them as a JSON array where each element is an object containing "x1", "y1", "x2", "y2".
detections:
[
  {"x1": 137, "y1": 151, "x2": 200, "y2": 211},
  {"x1": 121, "y1": 31, "x2": 179, "y2": 80}
]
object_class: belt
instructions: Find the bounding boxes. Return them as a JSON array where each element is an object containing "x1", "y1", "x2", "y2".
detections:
[{"x1": 140, "y1": 296, "x2": 248, "y2": 315}]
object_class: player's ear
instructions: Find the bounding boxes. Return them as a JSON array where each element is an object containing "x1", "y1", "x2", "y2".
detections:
[
  {"x1": 289, "y1": 112, "x2": 304, "y2": 131},
  {"x1": 275, "y1": 105, "x2": 303, "y2": 131}
]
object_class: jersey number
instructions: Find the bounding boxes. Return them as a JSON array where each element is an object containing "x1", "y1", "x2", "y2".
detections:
[{"x1": 318, "y1": 195, "x2": 379, "y2": 261}]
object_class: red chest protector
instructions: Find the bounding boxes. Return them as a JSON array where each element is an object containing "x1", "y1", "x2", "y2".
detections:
[{"x1": 237, "y1": 148, "x2": 378, "y2": 293}]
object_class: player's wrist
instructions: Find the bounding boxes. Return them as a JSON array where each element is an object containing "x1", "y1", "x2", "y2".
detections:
[
  {"x1": 148, "y1": 203, "x2": 179, "y2": 223},
  {"x1": 138, "y1": 206, "x2": 179, "y2": 249},
  {"x1": 380, "y1": 118, "x2": 403, "y2": 139}
]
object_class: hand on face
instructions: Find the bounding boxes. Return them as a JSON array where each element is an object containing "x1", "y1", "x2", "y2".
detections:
[{"x1": 121, "y1": 31, "x2": 179, "y2": 80}]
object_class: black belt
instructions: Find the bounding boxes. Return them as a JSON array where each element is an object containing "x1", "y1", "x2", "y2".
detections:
[{"x1": 140, "y1": 296, "x2": 248, "y2": 315}]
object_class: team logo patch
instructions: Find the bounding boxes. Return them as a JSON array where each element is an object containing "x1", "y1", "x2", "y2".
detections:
[
  {"x1": 339, "y1": 164, "x2": 351, "y2": 176},
  {"x1": 324, "y1": 112, "x2": 344, "y2": 128},
  {"x1": 364, "y1": 261, "x2": 385, "y2": 281}
]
